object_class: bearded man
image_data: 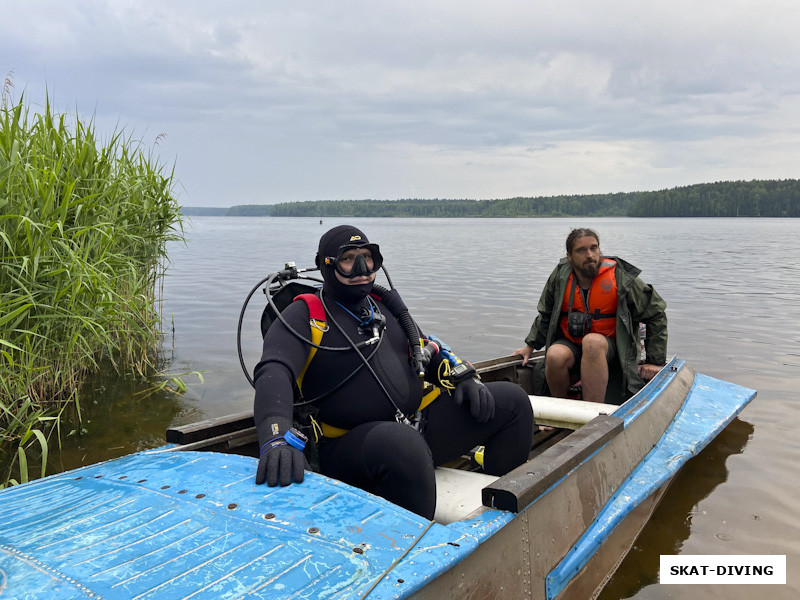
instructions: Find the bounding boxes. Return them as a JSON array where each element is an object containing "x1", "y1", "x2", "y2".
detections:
[{"x1": 513, "y1": 228, "x2": 668, "y2": 404}]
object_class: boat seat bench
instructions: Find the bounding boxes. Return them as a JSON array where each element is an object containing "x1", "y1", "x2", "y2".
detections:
[{"x1": 529, "y1": 395, "x2": 618, "y2": 429}]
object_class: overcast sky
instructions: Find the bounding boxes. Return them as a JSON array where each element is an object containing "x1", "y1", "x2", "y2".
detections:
[{"x1": 4, "y1": 1, "x2": 799, "y2": 207}]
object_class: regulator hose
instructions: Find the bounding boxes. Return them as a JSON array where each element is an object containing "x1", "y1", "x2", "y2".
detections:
[
  {"x1": 371, "y1": 284, "x2": 426, "y2": 375},
  {"x1": 238, "y1": 266, "x2": 427, "y2": 417},
  {"x1": 237, "y1": 265, "x2": 355, "y2": 388},
  {"x1": 237, "y1": 266, "x2": 395, "y2": 388}
]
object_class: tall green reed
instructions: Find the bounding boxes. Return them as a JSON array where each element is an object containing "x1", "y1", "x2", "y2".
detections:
[{"x1": 0, "y1": 87, "x2": 184, "y2": 486}]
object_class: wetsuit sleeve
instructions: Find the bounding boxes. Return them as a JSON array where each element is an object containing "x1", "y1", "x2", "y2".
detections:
[
  {"x1": 524, "y1": 266, "x2": 560, "y2": 350},
  {"x1": 627, "y1": 277, "x2": 668, "y2": 365},
  {"x1": 253, "y1": 301, "x2": 313, "y2": 434}
]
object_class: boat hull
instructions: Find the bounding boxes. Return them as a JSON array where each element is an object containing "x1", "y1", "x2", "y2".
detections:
[
  {"x1": 412, "y1": 359, "x2": 755, "y2": 600},
  {"x1": 0, "y1": 358, "x2": 756, "y2": 599}
]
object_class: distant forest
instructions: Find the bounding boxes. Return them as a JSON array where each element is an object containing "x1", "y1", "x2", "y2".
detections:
[{"x1": 181, "y1": 179, "x2": 799, "y2": 218}]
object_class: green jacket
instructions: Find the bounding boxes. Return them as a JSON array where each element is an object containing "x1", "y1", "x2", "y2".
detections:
[{"x1": 524, "y1": 256, "x2": 668, "y2": 400}]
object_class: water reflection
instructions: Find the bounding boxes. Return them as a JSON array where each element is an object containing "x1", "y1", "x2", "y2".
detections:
[
  {"x1": 598, "y1": 417, "x2": 755, "y2": 599},
  {"x1": 50, "y1": 362, "x2": 204, "y2": 473}
]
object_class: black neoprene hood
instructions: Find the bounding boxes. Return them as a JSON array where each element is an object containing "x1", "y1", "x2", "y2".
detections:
[{"x1": 316, "y1": 225, "x2": 383, "y2": 304}]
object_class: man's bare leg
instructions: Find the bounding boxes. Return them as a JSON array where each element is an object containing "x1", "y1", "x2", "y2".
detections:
[
  {"x1": 545, "y1": 344, "x2": 575, "y2": 398},
  {"x1": 580, "y1": 333, "x2": 609, "y2": 403}
]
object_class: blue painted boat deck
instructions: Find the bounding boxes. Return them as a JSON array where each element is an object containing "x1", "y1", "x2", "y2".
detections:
[
  {"x1": 0, "y1": 363, "x2": 756, "y2": 600},
  {"x1": 0, "y1": 449, "x2": 510, "y2": 599}
]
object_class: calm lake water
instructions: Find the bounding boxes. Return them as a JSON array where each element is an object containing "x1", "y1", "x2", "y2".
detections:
[{"x1": 57, "y1": 216, "x2": 799, "y2": 598}]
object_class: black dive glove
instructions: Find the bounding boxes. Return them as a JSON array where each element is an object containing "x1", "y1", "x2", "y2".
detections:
[
  {"x1": 453, "y1": 376, "x2": 495, "y2": 423},
  {"x1": 255, "y1": 417, "x2": 308, "y2": 487}
]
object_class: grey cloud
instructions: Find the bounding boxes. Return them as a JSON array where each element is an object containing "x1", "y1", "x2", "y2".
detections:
[{"x1": 2, "y1": 0, "x2": 799, "y2": 205}]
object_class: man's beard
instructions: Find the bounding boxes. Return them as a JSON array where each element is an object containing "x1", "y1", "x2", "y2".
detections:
[{"x1": 572, "y1": 257, "x2": 600, "y2": 280}]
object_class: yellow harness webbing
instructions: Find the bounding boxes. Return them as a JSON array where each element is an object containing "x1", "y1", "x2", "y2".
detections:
[
  {"x1": 418, "y1": 385, "x2": 441, "y2": 410},
  {"x1": 296, "y1": 318, "x2": 325, "y2": 391},
  {"x1": 318, "y1": 385, "x2": 441, "y2": 439},
  {"x1": 294, "y1": 298, "x2": 443, "y2": 441}
]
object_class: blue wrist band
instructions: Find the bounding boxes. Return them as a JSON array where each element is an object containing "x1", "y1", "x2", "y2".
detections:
[{"x1": 284, "y1": 429, "x2": 306, "y2": 451}]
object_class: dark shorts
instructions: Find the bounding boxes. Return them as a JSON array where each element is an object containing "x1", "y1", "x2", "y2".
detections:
[{"x1": 553, "y1": 336, "x2": 617, "y2": 372}]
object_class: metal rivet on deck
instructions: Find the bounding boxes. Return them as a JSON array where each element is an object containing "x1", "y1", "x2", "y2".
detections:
[
  {"x1": 352, "y1": 547, "x2": 363, "y2": 554},
  {"x1": 75, "y1": 477, "x2": 83, "y2": 480},
  {"x1": 178, "y1": 489, "x2": 187, "y2": 494},
  {"x1": 119, "y1": 476, "x2": 127, "y2": 480},
  {"x1": 227, "y1": 503, "x2": 238, "y2": 510},
  {"x1": 137, "y1": 479, "x2": 147, "y2": 483},
  {"x1": 264, "y1": 513, "x2": 275, "y2": 520},
  {"x1": 94, "y1": 475, "x2": 103, "y2": 479},
  {"x1": 195, "y1": 493, "x2": 205, "y2": 499},
  {"x1": 397, "y1": 579, "x2": 405, "y2": 584},
  {"x1": 307, "y1": 527, "x2": 319, "y2": 534},
  {"x1": 160, "y1": 485, "x2": 170, "y2": 490}
]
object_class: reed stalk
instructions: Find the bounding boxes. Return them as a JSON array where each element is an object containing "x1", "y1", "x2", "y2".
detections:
[{"x1": 0, "y1": 86, "x2": 184, "y2": 486}]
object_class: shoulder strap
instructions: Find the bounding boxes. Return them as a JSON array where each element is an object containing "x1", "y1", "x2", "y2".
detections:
[
  {"x1": 295, "y1": 293, "x2": 326, "y2": 321},
  {"x1": 567, "y1": 274, "x2": 585, "y2": 314},
  {"x1": 293, "y1": 294, "x2": 327, "y2": 391}
]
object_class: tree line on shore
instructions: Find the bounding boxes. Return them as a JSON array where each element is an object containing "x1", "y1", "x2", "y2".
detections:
[{"x1": 184, "y1": 179, "x2": 799, "y2": 218}]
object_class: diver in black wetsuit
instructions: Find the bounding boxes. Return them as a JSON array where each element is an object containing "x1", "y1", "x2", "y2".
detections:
[{"x1": 253, "y1": 225, "x2": 534, "y2": 519}]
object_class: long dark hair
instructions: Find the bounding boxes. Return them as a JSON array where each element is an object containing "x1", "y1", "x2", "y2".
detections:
[{"x1": 565, "y1": 228, "x2": 600, "y2": 254}]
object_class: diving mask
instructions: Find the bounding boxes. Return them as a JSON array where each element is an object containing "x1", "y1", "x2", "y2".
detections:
[{"x1": 324, "y1": 243, "x2": 383, "y2": 279}]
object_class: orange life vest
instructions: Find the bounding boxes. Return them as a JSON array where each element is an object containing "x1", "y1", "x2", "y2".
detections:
[{"x1": 559, "y1": 259, "x2": 618, "y2": 344}]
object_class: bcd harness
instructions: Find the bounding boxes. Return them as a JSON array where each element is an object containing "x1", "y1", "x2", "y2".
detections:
[{"x1": 293, "y1": 293, "x2": 443, "y2": 441}]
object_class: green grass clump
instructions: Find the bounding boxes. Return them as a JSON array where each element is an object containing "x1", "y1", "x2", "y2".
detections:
[{"x1": 1, "y1": 87, "x2": 184, "y2": 485}]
